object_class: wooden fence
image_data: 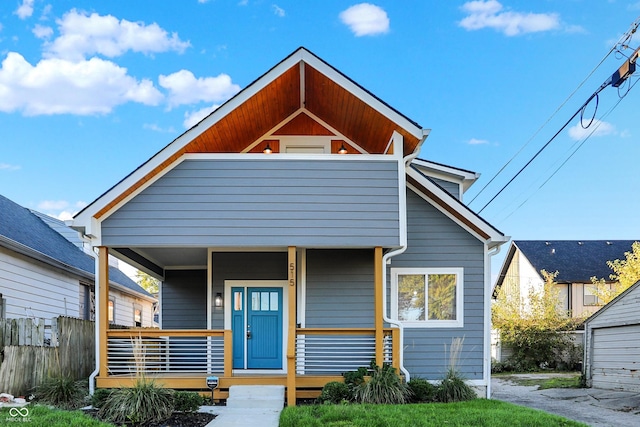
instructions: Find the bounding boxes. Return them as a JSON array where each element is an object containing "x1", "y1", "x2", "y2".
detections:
[{"x1": 0, "y1": 316, "x2": 95, "y2": 396}]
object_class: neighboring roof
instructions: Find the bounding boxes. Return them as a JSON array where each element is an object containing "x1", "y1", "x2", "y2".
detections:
[
  {"x1": 494, "y1": 240, "x2": 639, "y2": 292},
  {"x1": 583, "y1": 279, "x2": 640, "y2": 326},
  {"x1": 406, "y1": 165, "x2": 508, "y2": 248},
  {"x1": 74, "y1": 47, "x2": 429, "y2": 226},
  {"x1": 31, "y1": 210, "x2": 84, "y2": 249},
  {"x1": 0, "y1": 194, "x2": 153, "y2": 300}
]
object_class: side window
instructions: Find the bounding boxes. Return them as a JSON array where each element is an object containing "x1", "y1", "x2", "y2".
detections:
[
  {"x1": 583, "y1": 284, "x2": 604, "y2": 306},
  {"x1": 108, "y1": 299, "x2": 115, "y2": 324},
  {"x1": 134, "y1": 306, "x2": 142, "y2": 327},
  {"x1": 391, "y1": 268, "x2": 464, "y2": 328}
]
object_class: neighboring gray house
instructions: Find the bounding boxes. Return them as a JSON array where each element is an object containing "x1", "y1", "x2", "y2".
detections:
[
  {"x1": 583, "y1": 280, "x2": 640, "y2": 392},
  {"x1": 0, "y1": 194, "x2": 155, "y2": 326},
  {"x1": 72, "y1": 47, "x2": 508, "y2": 402}
]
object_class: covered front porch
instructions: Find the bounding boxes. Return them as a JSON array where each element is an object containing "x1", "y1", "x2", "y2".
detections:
[{"x1": 95, "y1": 247, "x2": 400, "y2": 404}]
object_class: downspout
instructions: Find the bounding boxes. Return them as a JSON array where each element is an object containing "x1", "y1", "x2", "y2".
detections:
[
  {"x1": 381, "y1": 129, "x2": 430, "y2": 382},
  {"x1": 486, "y1": 244, "x2": 502, "y2": 398},
  {"x1": 89, "y1": 250, "x2": 100, "y2": 395}
]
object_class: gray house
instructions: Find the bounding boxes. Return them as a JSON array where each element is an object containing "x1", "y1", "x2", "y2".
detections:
[
  {"x1": 0, "y1": 194, "x2": 155, "y2": 326},
  {"x1": 72, "y1": 47, "x2": 508, "y2": 402},
  {"x1": 583, "y1": 280, "x2": 640, "y2": 392}
]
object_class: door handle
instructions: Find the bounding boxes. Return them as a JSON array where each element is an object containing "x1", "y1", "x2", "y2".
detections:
[{"x1": 247, "y1": 331, "x2": 252, "y2": 339}]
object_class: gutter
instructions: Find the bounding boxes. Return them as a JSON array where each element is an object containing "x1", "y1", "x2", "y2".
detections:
[
  {"x1": 486, "y1": 244, "x2": 502, "y2": 399},
  {"x1": 381, "y1": 129, "x2": 430, "y2": 381},
  {"x1": 89, "y1": 253, "x2": 100, "y2": 395}
]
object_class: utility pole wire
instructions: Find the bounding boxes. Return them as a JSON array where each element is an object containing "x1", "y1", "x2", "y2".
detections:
[{"x1": 470, "y1": 15, "x2": 640, "y2": 208}]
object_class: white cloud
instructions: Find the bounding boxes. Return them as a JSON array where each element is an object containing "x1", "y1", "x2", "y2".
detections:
[
  {"x1": 272, "y1": 5, "x2": 285, "y2": 17},
  {"x1": 44, "y1": 9, "x2": 191, "y2": 60},
  {"x1": 0, "y1": 52, "x2": 163, "y2": 116},
  {"x1": 37, "y1": 200, "x2": 86, "y2": 220},
  {"x1": 0, "y1": 163, "x2": 21, "y2": 171},
  {"x1": 15, "y1": 0, "x2": 34, "y2": 20},
  {"x1": 568, "y1": 119, "x2": 615, "y2": 140},
  {"x1": 33, "y1": 24, "x2": 53, "y2": 39},
  {"x1": 339, "y1": 3, "x2": 390, "y2": 37},
  {"x1": 183, "y1": 104, "x2": 220, "y2": 129},
  {"x1": 143, "y1": 123, "x2": 176, "y2": 133},
  {"x1": 468, "y1": 138, "x2": 489, "y2": 145},
  {"x1": 38, "y1": 200, "x2": 70, "y2": 211},
  {"x1": 459, "y1": 1, "x2": 560, "y2": 36},
  {"x1": 159, "y1": 69, "x2": 240, "y2": 108}
]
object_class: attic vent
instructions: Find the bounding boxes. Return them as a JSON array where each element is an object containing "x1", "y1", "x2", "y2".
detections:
[
  {"x1": 578, "y1": 242, "x2": 583, "y2": 245},
  {"x1": 551, "y1": 248, "x2": 556, "y2": 254},
  {"x1": 606, "y1": 241, "x2": 612, "y2": 245},
  {"x1": 545, "y1": 242, "x2": 550, "y2": 245}
]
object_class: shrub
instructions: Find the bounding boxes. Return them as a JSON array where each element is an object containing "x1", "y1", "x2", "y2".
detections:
[
  {"x1": 354, "y1": 363, "x2": 411, "y2": 404},
  {"x1": 173, "y1": 391, "x2": 205, "y2": 412},
  {"x1": 407, "y1": 378, "x2": 436, "y2": 403},
  {"x1": 317, "y1": 381, "x2": 352, "y2": 404},
  {"x1": 98, "y1": 377, "x2": 174, "y2": 425},
  {"x1": 35, "y1": 376, "x2": 88, "y2": 410},
  {"x1": 343, "y1": 366, "x2": 369, "y2": 389},
  {"x1": 90, "y1": 388, "x2": 113, "y2": 409},
  {"x1": 435, "y1": 368, "x2": 476, "y2": 403}
]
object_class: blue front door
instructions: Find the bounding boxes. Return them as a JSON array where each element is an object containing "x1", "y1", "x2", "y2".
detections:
[{"x1": 231, "y1": 286, "x2": 283, "y2": 369}]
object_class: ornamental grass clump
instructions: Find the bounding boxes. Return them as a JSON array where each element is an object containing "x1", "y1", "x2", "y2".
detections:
[
  {"x1": 98, "y1": 377, "x2": 174, "y2": 425},
  {"x1": 36, "y1": 375, "x2": 88, "y2": 410},
  {"x1": 354, "y1": 362, "x2": 411, "y2": 404},
  {"x1": 435, "y1": 337, "x2": 476, "y2": 403}
]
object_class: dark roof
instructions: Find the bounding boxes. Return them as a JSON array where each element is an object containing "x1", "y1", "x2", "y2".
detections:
[
  {"x1": 0, "y1": 194, "x2": 151, "y2": 298},
  {"x1": 513, "y1": 240, "x2": 639, "y2": 283}
]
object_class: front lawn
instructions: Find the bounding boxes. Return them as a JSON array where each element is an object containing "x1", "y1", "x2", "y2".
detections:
[
  {"x1": 280, "y1": 399, "x2": 587, "y2": 427},
  {"x1": 0, "y1": 405, "x2": 114, "y2": 427}
]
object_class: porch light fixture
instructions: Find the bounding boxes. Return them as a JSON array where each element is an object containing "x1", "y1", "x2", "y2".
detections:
[
  {"x1": 338, "y1": 144, "x2": 348, "y2": 154},
  {"x1": 215, "y1": 293, "x2": 223, "y2": 307},
  {"x1": 263, "y1": 143, "x2": 273, "y2": 154}
]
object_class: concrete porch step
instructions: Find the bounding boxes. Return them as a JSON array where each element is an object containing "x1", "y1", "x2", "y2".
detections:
[{"x1": 225, "y1": 385, "x2": 285, "y2": 409}]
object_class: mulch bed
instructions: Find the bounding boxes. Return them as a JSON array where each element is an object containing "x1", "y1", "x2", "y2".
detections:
[{"x1": 84, "y1": 409, "x2": 216, "y2": 426}]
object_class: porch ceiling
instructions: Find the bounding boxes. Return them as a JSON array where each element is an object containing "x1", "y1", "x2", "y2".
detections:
[
  {"x1": 184, "y1": 62, "x2": 421, "y2": 156},
  {"x1": 125, "y1": 247, "x2": 208, "y2": 270}
]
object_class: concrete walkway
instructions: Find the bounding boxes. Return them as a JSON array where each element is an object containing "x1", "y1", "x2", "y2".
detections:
[
  {"x1": 492, "y1": 373, "x2": 640, "y2": 427},
  {"x1": 202, "y1": 385, "x2": 284, "y2": 427}
]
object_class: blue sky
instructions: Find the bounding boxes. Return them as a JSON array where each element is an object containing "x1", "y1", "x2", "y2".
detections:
[{"x1": 1, "y1": 1, "x2": 640, "y2": 275}]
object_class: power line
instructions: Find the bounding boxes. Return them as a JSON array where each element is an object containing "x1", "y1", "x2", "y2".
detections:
[
  {"x1": 497, "y1": 76, "x2": 639, "y2": 223},
  {"x1": 469, "y1": 16, "x2": 640, "y2": 208}
]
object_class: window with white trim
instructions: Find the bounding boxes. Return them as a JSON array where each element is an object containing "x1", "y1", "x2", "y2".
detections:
[{"x1": 391, "y1": 268, "x2": 464, "y2": 327}]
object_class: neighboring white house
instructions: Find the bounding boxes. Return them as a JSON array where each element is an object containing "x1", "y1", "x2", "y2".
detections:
[
  {"x1": 583, "y1": 280, "x2": 640, "y2": 392},
  {"x1": 0, "y1": 194, "x2": 155, "y2": 326}
]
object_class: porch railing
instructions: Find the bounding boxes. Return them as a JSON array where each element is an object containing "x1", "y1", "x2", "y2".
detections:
[
  {"x1": 106, "y1": 329, "x2": 231, "y2": 376},
  {"x1": 104, "y1": 327, "x2": 398, "y2": 377},
  {"x1": 295, "y1": 328, "x2": 398, "y2": 375}
]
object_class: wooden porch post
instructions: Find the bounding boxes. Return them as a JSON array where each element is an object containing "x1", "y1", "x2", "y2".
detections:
[
  {"x1": 286, "y1": 246, "x2": 297, "y2": 406},
  {"x1": 223, "y1": 330, "x2": 233, "y2": 377},
  {"x1": 374, "y1": 247, "x2": 384, "y2": 367},
  {"x1": 98, "y1": 246, "x2": 110, "y2": 378}
]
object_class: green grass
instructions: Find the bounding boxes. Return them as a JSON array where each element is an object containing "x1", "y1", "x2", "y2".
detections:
[
  {"x1": 498, "y1": 374, "x2": 582, "y2": 390},
  {"x1": 280, "y1": 399, "x2": 588, "y2": 427},
  {"x1": 0, "y1": 405, "x2": 115, "y2": 426}
]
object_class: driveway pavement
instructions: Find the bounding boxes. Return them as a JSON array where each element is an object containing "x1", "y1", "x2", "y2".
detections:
[{"x1": 492, "y1": 373, "x2": 640, "y2": 427}]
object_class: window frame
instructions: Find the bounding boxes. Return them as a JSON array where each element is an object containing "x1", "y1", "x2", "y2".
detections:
[
  {"x1": 390, "y1": 267, "x2": 464, "y2": 328},
  {"x1": 583, "y1": 283, "x2": 604, "y2": 306}
]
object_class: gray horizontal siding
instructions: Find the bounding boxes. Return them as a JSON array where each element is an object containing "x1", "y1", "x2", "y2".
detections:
[
  {"x1": 305, "y1": 249, "x2": 375, "y2": 328},
  {"x1": 162, "y1": 269, "x2": 207, "y2": 329},
  {"x1": 431, "y1": 178, "x2": 460, "y2": 200},
  {"x1": 591, "y1": 325, "x2": 640, "y2": 392},
  {"x1": 389, "y1": 189, "x2": 485, "y2": 380},
  {"x1": 102, "y1": 159, "x2": 400, "y2": 248}
]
